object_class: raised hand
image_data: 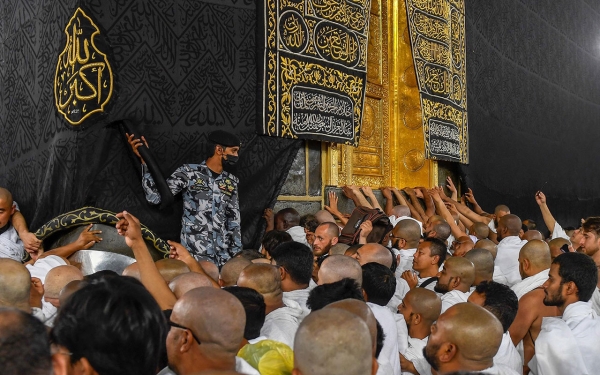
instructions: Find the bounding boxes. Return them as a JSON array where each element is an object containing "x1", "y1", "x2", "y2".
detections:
[
  {"x1": 126, "y1": 132, "x2": 149, "y2": 164},
  {"x1": 75, "y1": 224, "x2": 102, "y2": 249},
  {"x1": 381, "y1": 187, "x2": 393, "y2": 200},
  {"x1": 464, "y1": 188, "x2": 477, "y2": 204},
  {"x1": 535, "y1": 191, "x2": 547, "y2": 206},
  {"x1": 324, "y1": 191, "x2": 340, "y2": 214}
]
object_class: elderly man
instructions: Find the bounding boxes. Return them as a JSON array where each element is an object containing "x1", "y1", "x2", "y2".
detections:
[
  {"x1": 423, "y1": 303, "x2": 518, "y2": 374},
  {"x1": 237, "y1": 264, "x2": 302, "y2": 348},
  {"x1": 435, "y1": 257, "x2": 475, "y2": 313},
  {"x1": 531, "y1": 252, "x2": 600, "y2": 375},
  {"x1": 293, "y1": 308, "x2": 373, "y2": 375}
]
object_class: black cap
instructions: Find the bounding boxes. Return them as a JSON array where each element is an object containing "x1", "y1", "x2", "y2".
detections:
[{"x1": 208, "y1": 130, "x2": 241, "y2": 148}]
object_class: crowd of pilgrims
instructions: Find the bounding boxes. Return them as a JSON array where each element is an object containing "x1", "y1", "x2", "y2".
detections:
[{"x1": 0, "y1": 179, "x2": 599, "y2": 375}]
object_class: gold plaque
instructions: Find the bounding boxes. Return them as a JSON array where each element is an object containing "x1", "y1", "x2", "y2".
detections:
[{"x1": 54, "y1": 8, "x2": 113, "y2": 125}]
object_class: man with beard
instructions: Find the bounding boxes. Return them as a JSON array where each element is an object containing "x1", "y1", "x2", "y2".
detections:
[
  {"x1": 530, "y1": 252, "x2": 600, "y2": 375},
  {"x1": 312, "y1": 222, "x2": 339, "y2": 258},
  {"x1": 422, "y1": 303, "x2": 517, "y2": 374},
  {"x1": 494, "y1": 215, "x2": 527, "y2": 287},
  {"x1": 435, "y1": 257, "x2": 475, "y2": 313}
]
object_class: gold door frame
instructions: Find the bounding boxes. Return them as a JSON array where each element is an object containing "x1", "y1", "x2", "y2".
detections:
[{"x1": 322, "y1": 0, "x2": 437, "y2": 189}]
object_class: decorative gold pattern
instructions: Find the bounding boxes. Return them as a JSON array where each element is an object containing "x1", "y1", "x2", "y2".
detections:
[
  {"x1": 403, "y1": 149, "x2": 425, "y2": 171},
  {"x1": 405, "y1": 0, "x2": 468, "y2": 163},
  {"x1": 54, "y1": 8, "x2": 113, "y2": 126},
  {"x1": 34, "y1": 207, "x2": 170, "y2": 255},
  {"x1": 262, "y1": 0, "x2": 372, "y2": 146}
]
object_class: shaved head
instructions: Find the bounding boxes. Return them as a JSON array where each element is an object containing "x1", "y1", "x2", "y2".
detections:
[
  {"x1": 155, "y1": 259, "x2": 191, "y2": 283},
  {"x1": 121, "y1": 262, "x2": 141, "y2": 280},
  {"x1": 275, "y1": 208, "x2": 301, "y2": 231},
  {"x1": 452, "y1": 236, "x2": 475, "y2": 257},
  {"x1": 316, "y1": 222, "x2": 340, "y2": 238},
  {"x1": 494, "y1": 205, "x2": 510, "y2": 216},
  {"x1": 432, "y1": 222, "x2": 452, "y2": 242},
  {"x1": 59, "y1": 280, "x2": 83, "y2": 307},
  {"x1": 199, "y1": 261, "x2": 220, "y2": 282},
  {"x1": 354, "y1": 243, "x2": 393, "y2": 268},
  {"x1": 404, "y1": 288, "x2": 442, "y2": 324},
  {"x1": 465, "y1": 249, "x2": 494, "y2": 285},
  {"x1": 237, "y1": 264, "x2": 282, "y2": 298},
  {"x1": 444, "y1": 257, "x2": 475, "y2": 288},
  {"x1": 474, "y1": 239, "x2": 497, "y2": 259},
  {"x1": 500, "y1": 214, "x2": 522, "y2": 236},
  {"x1": 391, "y1": 205, "x2": 411, "y2": 218},
  {"x1": 220, "y1": 257, "x2": 252, "y2": 287},
  {"x1": 425, "y1": 303, "x2": 502, "y2": 371},
  {"x1": 315, "y1": 210, "x2": 336, "y2": 224},
  {"x1": 519, "y1": 240, "x2": 551, "y2": 277},
  {"x1": 548, "y1": 238, "x2": 571, "y2": 261},
  {"x1": 393, "y1": 219, "x2": 422, "y2": 248},
  {"x1": 325, "y1": 299, "x2": 378, "y2": 354},
  {"x1": 329, "y1": 243, "x2": 350, "y2": 255},
  {"x1": 173, "y1": 287, "x2": 245, "y2": 353},
  {"x1": 471, "y1": 222, "x2": 490, "y2": 240},
  {"x1": 44, "y1": 265, "x2": 83, "y2": 299},
  {"x1": 0, "y1": 259, "x2": 31, "y2": 311},
  {"x1": 0, "y1": 187, "x2": 13, "y2": 205},
  {"x1": 523, "y1": 230, "x2": 543, "y2": 241},
  {"x1": 317, "y1": 255, "x2": 363, "y2": 286},
  {"x1": 294, "y1": 308, "x2": 372, "y2": 375},
  {"x1": 169, "y1": 272, "x2": 216, "y2": 299}
]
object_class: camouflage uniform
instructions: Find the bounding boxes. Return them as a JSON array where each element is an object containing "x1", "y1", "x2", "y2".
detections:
[{"x1": 141, "y1": 162, "x2": 242, "y2": 266}]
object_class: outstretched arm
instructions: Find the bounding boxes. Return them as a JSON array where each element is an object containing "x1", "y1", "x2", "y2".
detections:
[
  {"x1": 446, "y1": 176, "x2": 458, "y2": 202},
  {"x1": 116, "y1": 211, "x2": 177, "y2": 310},
  {"x1": 381, "y1": 187, "x2": 394, "y2": 216},
  {"x1": 404, "y1": 188, "x2": 427, "y2": 221},
  {"x1": 463, "y1": 188, "x2": 486, "y2": 215},
  {"x1": 324, "y1": 191, "x2": 349, "y2": 225},
  {"x1": 11, "y1": 210, "x2": 41, "y2": 254},
  {"x1": 38, "y1": 224, "x2": 102, "y2": 261},
  {"x1": 348, "y1": 186, "x2": 372, "y2": 208},
  {"x1": 430, "y1": 189, "x2": 467, "y2": 238},
  {"x1": 168, "y1": 241, "x2": 219, "y2": 288},
  {"x1": 361, "y1": 186, "x2": 383, "y2": 211},
  {"x1": 535, "y1": 191, "x2": 557, "y2": 233},
  {"x1": 392, "y1": 188, "x2": 423, "y2": 222}
]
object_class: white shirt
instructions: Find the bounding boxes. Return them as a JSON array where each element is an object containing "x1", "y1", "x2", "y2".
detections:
[
  {"x1": 0, "y1": 225, "x2": 24, "y2": 261},
  {"x1": 283, "y1": 286, "x2": 312, "y2": 322},
  {"x1": 402, "y1": 336, "x2": 431, "y2": 375},
  {"x1": 286, "y1": 226, "x2": 309, "y2": 246},
  {"x1": 550, "y1": 222, "x2": 570, "y2": 241},
  {"x1": 260, "y1": 299, "x2": 303, "y2": 349},
  {"x1": 488, "y1": 220, "x2": 497, "y2": 234},
  {"x1": 368, "y1": 302, "x2": 401, "y2": 375},
  {"x1": 493, "y1": 332, "x2": 522, "y2": 373},
  {"x1": 394, "y1": 248, "x2": 417, "y2": 275},
  {"x1": 530, "y1": 301, "x2": 600, "y2": 375},
  {"x1": 493, "y1": 265, "x2": 509, "y2": 285},
  {"x1": 495, "y1": 236, "x2": 527, "y2": 287},
  {"x1": 591, "y1": 287, "x2": 600, "y2": 316},
  {"x1": 440, "y1": 289, "x2": 471, "y2": 313},
  {"x1": 236, "y1": 357, "x2": 260, "y2": 375}
]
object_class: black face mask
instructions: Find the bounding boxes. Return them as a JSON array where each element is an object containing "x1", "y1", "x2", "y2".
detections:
[{"x1": 223, "y1": 154, "x2": 238, "y2": 166}]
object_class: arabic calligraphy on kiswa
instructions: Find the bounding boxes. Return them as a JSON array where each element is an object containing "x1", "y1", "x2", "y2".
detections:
[{"x1": 54, "y1": 8, "x2": 113, "y2": 126}]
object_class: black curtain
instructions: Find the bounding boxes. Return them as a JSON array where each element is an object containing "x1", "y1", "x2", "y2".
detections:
[
  {"x1": 0, "y1": 0, "x2": 301, "y2": 248},
  {"x1": 460, "y1": 0, "x2": 600, "y2": 234}
]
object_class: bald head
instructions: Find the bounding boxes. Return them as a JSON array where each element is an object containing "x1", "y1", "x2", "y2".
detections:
[
  {"x1": 500, "y1": 214, "x2": 522, "y2": 236},
  {"x1": 315, "y1": 210, "x2": 336, "y2": 224},
  {"x1": 523, "y1": 230, "x2": 543, "y2": 241},
  {"x1": 474, "y1": 239, "x2": 497, "y2": 259},
  {"x1": 471, "y1": 222, "x2": 490, "y2": 240},
  {"x1": 391, "y1": 205, "x2": 411, "y2": 218},
  {"x1": 452, "y1": 236, "x2": 475, "y2": 257},
  {"x1": 0, "y1": 187, "x2": 13, "y2": 204},
  {"x1": 432, "y1": 222, "x2": 451, "y2": 242},
  {"x1": 294, "y1": 308, "x2": 372, "y2": 375},
  {"x1": 316, "y1": 222, "x2": 340, "y2": 238},
  {"x1": 326, "y1": 299, "x2": 377, "y2": 354},
  {"x1": 200, "y1": 261, "x2": 220, "y2": 281},
  {"x1": 444, "y1": 257, "x2": 475, "y2": 289},
  {"x1": 318, "y1": 255, "x2": 363, "y2": 286},
  {"x1": 155, "y1": 259, "x2": 191, "y2": 283},
  {"x1": 404, "y1": 288, "x2": 442, "y2": 324},
  {"x1": 548, "y1": 238, "x2": 571, "y2": 261},
  {"x1": 354, "y1": 243, "x2": 392, "y2": 268},
  {"x1": 0, "y1": 259, "x2": 31, "y2": 311},
  {"x1": 275, "y1": 208, "x2": 301, "y2": 231},
  {"x1": 237, "y1": 264, "x2": 282, "y2": 298},
  {"x1": 393, "y1": 219, "x2": 422, "y2": 248},
  {"x1": 44, "y1": 265, "x2": 83, "y2": 300},
  {"x1": 121, "y1": 262, "x2": 141, "y2": 280},
  {"x1": 59, "y1": 280, "x2": 83, "y2": 307},
  {"x1": 519, "y1": 240, "x2": 551, "y2": 277},
  {"x1": 494, "y1": 205, "x2": 510, "y2": 216},
  {"x1": 464, "y1": 249, "x2": 494, "y2": 285},
  {"x1": 169, "y1": 272, "x2": 217, "y2": 299},
  {"x1": 173, "y1": 287, "x2": 245, "y2": 353},
  {"x1": 220, "y1": 257, "x2": 252, "y2": 287},
  {"x1": 426, "y1": 303, "x2": 503, "y2": 371}
]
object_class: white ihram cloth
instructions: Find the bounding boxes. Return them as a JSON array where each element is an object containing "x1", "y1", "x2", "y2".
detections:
[
  {"x1": 511, "y1": 269, "x2": 549, "y2": 300},
  {"x1": 0, "y1": 225, "x2": 25, "y2": 261},
  {"x1": 394, "y1": 248, "x2": 417, "y2": 275},
  {"x1": 27, "y1": 256, "x2": 67, "y2": 323},
  {"x1": 260, "y1": 299, "x2": 303, "y2": 349},
  {"x1": 283, "y1": 285, "x2": 313, "y2": 322},
  {"x1": 493, "y1": 332, "x2": 522, "y2": 373},
  {"x1": 476, "y1": 364, "x2": 520, "y2": 374},
  {"x1": 387, "y1": 276, "x2": 411, "y2": 313},
  {"x1": 286, "y1": 226, "x2": 309, "y2": 246},
  {"x1": 493, "y1": 265, "x2": 509, "y2": 285},
  {"x1": 495, "y1": 236, "x2": 527, "y2": 287},
  {"x1": 394, "y1": 312, "x2": 409, "y2": 355},
  {"x1": 591, "y1": 287, "x2": 600, "y2": 315},
  {"x1": 157, "y1": 358, "x2": 260, "y2": 375},
  {"x1": 529, "y1": 301, "x2": 600, "y2": 375},
  {"x1": 401, "y1": 336, "x2": 431, "y2": 375},
  {"x1": 368, "y1": 302, "x2": 401, "y2": 375},
  {"x1": 550, "y1": 221, "x2": 570, "y2": 241},
  {"x1": 440, "y1": 289, "x2": 471, "y2": 313}
]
